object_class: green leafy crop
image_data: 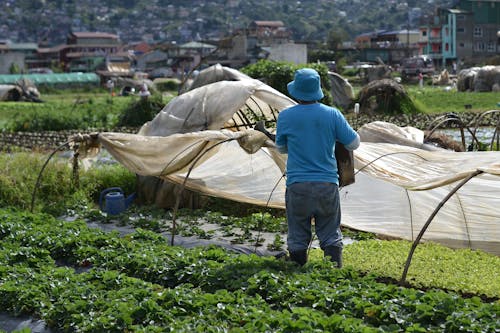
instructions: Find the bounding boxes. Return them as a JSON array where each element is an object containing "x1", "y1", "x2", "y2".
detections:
[{"x1": 0, "y1": 209, "x2": 498, "y2": 332}]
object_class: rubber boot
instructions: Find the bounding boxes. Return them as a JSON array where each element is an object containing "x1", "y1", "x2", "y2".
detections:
[
  {"x1": 289, "y1": 249, "x2": 308, "y2": 266},
  {"x1": 323, "y1": 245, "x2": 342, "y2": 268}
]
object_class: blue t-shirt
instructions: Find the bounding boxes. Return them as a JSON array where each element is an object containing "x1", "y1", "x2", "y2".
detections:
[{"x1": 275, "y1": 103, "x2": 357, "y2": 186}]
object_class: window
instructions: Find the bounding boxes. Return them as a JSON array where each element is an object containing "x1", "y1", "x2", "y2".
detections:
[
  {"x1": 487, "y1": 42, "x2": 495, "y2": 52},
  {"x1": 474, "y1": 42, "x2": 485, "y2": 51},
  {"x1": 457, "y1": 27, "x2": 465, "y2": 33},
  {"x1": 422, "y1": 30, "x2": 427, "y2": 37},
  {"x1": 473, "y1": 27, "x2": 482, "y2": 37},
  {"x1": 459, "y1": 42, "x2": 465, "y2": 47},
  {"x1": 457, "y1": 15, "x2": 465, "y2": 20}
]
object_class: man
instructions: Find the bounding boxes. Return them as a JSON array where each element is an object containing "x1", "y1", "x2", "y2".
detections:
[
  {"x1": 275, "y1": 68, "x2": 360, "y2": 267},
  {"x1": 418, "y1": 71, "x2": 424, "y2": 89},
  {"x1": 138, "y1": 83, "x2": 151, "y2": 99}
]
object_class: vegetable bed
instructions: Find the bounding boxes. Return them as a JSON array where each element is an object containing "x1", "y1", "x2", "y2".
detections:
[{"x1": 1, "y1": 209, "x2": 498, "y2": 332}]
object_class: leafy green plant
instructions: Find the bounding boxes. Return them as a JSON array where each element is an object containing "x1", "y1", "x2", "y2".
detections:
[
  {"x1": 1, "y1": 209, "x2": 498, "y2": 332},
  {"x1": 267, "y1": 234, "x2": 285, "y2": 251}
]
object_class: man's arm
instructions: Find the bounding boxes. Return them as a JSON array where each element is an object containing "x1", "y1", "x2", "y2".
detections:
[
  {"x1": 276, "y1": 144, "x2": 288, "y2": 154},
  {"x1": 344, "y1": 132, "x2": 360, "y2": 151}
]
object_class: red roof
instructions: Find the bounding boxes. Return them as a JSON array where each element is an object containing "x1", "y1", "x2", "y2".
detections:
[{"x1": 133, "y1": 42, "x2": 151, "y2": 53}]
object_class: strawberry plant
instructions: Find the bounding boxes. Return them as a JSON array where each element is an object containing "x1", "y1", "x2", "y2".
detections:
[{"x1": 1, "y1": 208, "x2": 499, "y2": 332}]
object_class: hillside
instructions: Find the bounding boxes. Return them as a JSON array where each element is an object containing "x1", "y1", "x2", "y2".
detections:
[{"x1": 1, "y1": 0, "x2": 455, "y2": 45}]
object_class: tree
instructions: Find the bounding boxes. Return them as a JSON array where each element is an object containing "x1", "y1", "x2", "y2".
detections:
[{"x1": 327, "y1": 29, "x2": 348, "y2": 51}]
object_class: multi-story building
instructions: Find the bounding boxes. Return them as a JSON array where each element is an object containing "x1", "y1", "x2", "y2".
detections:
[
  {"x1": 61, "y1": 32, "x2": 128, "y2": 73},
  {"x1": 459, "y1": 0, "x2": 500, "y2": 59},
  {"x1": 206, "y1": 20, "x2": 306, "y2": 69},
  {"x1": 419, "y1": 0, "x2": 499, "y2": 67},
  {"x1": 419, "y1": 9, "x2": 462, "y2": 67},
  {"x1": 353, "y1": 29, "x2": 420, "y2": 64},
  {"x1": 23, "y1": 31, "x2": 130, "y2": 74},
  {"x1": 247, "y1": 21, "x2": 291, "y2": 47}
]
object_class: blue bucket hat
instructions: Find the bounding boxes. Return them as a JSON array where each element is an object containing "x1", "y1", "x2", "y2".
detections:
[{"x1": 287, "y1": 68, "x2": 324, "y2": 102}]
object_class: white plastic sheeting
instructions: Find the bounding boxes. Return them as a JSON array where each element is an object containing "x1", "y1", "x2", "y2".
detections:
[
  {"x1": 139, "y1": 78, "x2": 294, "y2": 136},
  {"x1": 343, "y1": 141, "x2": 500, "y2": 254},
  {"x1": 85, "y1": 69, "x2": 500, "y2": 256}
]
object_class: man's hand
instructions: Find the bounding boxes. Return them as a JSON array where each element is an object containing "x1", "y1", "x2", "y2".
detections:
[{"x1": 254, "y1": 120, "x2": 276, "y2": 141}]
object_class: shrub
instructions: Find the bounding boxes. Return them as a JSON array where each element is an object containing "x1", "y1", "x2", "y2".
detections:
[
  {"x1": 116, "y1": 94, "x2": 165, "y2": 127},
  {"x1": 241, "y1": 60, "x2": 333, "y2": 106},
  {"x1": 341, "y1": 67, "x2": 359, "y2": 77},
  {"x1": 154, "y1": 79, "x2": 180, "y2": 92},
  {"x1": 485, "y1": 55, "x2": 500, "y2": 66}
]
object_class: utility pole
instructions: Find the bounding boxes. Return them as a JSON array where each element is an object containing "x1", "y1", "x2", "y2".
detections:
[{"x1": 407, "y1": 11, "x2": 411, "y2": 58}]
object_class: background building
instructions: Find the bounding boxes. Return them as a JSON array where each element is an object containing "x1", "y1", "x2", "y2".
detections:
[{"x1": 419, "y1": 0, "x2": 499, "y2": 67}]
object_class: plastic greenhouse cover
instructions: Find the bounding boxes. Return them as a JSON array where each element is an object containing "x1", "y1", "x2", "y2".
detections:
[{"x1": 82, "y1": 68, "x2": 500, "y2": 256}]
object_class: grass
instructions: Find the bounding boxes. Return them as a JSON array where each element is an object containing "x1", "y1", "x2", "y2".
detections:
[
  {"x1": 406, "y1": 86, "x2": 500, "y2": 114},
  {"x1": 0, "y1": 91, "x2": 170, "y2": 131},
  {"x1": 348, "y1": 80, "x2": 499, "y2": 115},
  {"x1": 0, "y1": 152, "x2": 136, "y2": 215},
  {"x1": 1, "y1": 86, "x2": 499, "y2": 131},
  {"x1": 310, "y1": 240, "x2": 500, "y2": 299}
]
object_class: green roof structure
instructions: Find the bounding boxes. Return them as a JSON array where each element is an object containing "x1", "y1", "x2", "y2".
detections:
[{"x1": 0, "y1": 73, "x2": 100, "y2": 85}]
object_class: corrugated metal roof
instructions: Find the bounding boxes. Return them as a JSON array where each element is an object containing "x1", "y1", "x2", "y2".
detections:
[
  {"x1": 70, "y1": 32, "x2": 119, "y2": 39},
  {"x1": 0, "y1": 73, "x2": 100, "y2": 85},
  {"x1": 2, "y1": 42, "x2": 38, "y2": 50},
  {"x1": 380, "y1": 29, "x2": 419, "y2": 35},
  {"x1": 448, "y1": 9, "x2": 471, "y2": 14},
  {"x1": 252, "y1": 21, "x2": 285, "y2": 27},
  {"x1": 179, "y1": 41, "x2": 216, "y2": 49}
]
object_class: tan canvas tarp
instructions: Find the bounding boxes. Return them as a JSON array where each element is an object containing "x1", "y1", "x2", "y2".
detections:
[
  {"x1": 81, "y1": 66, "x2": 500, "y2": 255},
  {"x1": 97, "y1": 129, "x2": 286, "y2": 207}
]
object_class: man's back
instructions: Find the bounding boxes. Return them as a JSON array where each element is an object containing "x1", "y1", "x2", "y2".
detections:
[{"x1": 276, "y1": 102, "x2": 357, "y2": 186}]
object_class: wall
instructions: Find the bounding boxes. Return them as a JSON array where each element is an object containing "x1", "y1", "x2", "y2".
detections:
[
  {"x1": 456, "y1": 12, "x2": 474, "y2": 59},
  {"x1": 228, "y1": 34, "x2": 247, "y2": 60},
  {"x1": 267, "y1": 43, "x2": 307, "y2": 64},
  {"x1": 0, "y1": 53, "x2": 25, "y2": 74}
]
